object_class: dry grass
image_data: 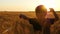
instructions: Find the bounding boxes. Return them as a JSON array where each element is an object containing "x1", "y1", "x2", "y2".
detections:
[
  {"x1": 0, "y1": 11, "x2": 60, "y2": 34},
  {"x1": 0, "y1": 12, "x2": 35, "y2": 34}
]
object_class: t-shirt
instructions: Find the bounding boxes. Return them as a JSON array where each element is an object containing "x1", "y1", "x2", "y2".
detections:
[{"x1": 29, "y1": 18, "x2": 42, "y2": 31}]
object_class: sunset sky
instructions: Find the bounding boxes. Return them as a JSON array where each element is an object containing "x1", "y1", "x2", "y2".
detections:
[{"x1": 0, "y1": 0, "x2": 60, "y2": 11}]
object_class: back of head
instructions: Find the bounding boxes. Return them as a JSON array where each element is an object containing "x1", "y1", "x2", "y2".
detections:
[
  {"x1": 35, "y1": 5, "x2": 47, "y2": 20},
  {"x1": 35, "y1": 5, "x2": 47, "y2": 13},
  {"x1": 35, "y1": 5, "x2": 47, "y2": 26}
]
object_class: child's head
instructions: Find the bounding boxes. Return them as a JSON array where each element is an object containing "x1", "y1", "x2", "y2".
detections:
[{"x1": 35, "y1": 5, "x2": 47, "y2": 20}]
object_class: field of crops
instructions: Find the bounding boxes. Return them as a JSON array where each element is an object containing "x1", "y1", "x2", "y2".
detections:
[{"x1": 0, "y1": 11, "x2": 60, "y2": 34}]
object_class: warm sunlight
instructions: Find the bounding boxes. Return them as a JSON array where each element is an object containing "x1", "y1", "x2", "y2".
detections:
[
  {"x1": 0, "y1": 0, "x2": 60, "y2": 11},
  {"x1": 40, "y1": 0, "x2": 57, "y2": 11}
]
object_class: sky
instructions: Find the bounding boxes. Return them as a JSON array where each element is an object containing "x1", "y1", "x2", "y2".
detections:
[{"x1": 0, "y1": 0, "x2": 60, "y2": 11}]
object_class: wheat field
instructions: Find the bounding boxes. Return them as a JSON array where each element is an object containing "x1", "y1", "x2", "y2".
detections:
[{"x1": 0, "y1": 11, "x2": 60, "y2": 34}]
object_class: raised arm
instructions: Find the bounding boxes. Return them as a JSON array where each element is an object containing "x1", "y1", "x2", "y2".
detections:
[{"x1": 49, "y1": 8, "x2": 59, "y2": 21}]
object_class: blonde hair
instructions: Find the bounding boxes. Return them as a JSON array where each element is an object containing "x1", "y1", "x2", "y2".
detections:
[{"x1": 35, "y1": 5, "x2": 47, "y2": 26}]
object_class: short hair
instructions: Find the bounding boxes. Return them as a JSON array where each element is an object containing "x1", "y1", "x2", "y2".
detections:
[{"x1": 35, "y1": 5, "x2": 46, "y2": 13}]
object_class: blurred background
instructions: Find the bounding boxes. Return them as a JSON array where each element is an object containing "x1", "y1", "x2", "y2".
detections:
[{"x1": 0, "y1": 0, "x2": 60, "y2": 11}]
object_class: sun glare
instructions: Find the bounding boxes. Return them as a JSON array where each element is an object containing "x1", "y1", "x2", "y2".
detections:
[
  {"x1": 40, "y1": 0, "x2": 57, "y2": 11},
  {"x1": 44, "y1": 4, "x2": 56, "y2": 11},
  {"x1": 44, "y1": 5, "x2": 50, "y2": 11}
]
